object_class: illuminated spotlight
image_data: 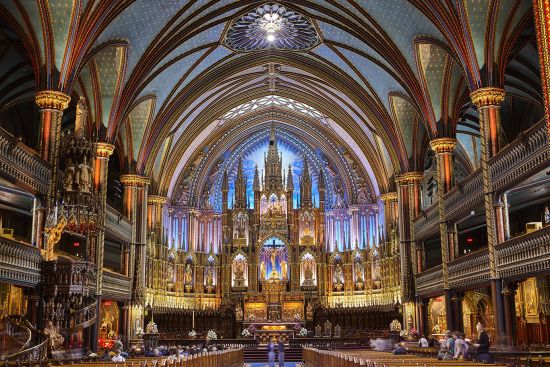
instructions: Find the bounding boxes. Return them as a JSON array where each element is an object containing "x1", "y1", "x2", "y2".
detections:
[{"x1": 267, "y1": 34, "x2": 276, "y2": 42}]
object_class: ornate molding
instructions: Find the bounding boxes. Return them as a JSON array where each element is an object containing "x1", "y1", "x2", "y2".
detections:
[
  {"x1": 415, "y1": 265, "x2": 443, "y2": 297},
  {"x1": 35, "y1": 90, "x2": 71, "y2": 110},
  {"x1": 120, "y1": 174, "x2": 150, "y2": 187},
  {"x1": 470, "y1": 87, "x2": 506, "y2": 108},
  {"x1": 395, "y1": 172, "x2": 423, "y2": 186},
  {"x1": 448, "y1": 249, "x2": 490, "y2": 289},
  {"x1": 96, "y1": 142, "x2": 115, "y2": 158},
  {"x1": 379, "y1": 192, "x2": 398, "y2": 203},
  {"x1": 429, "y1": 138, "x2": 457, "y2": 154},
  {"x1": 0, "y1": 237, "x2": 42, "y2": 287},
  {"x1": 103, "y1": 270, "x2": 132, "y2": 301},
  {"x1": 148, "y1": 195, "x2": 168, "y2": 205}
]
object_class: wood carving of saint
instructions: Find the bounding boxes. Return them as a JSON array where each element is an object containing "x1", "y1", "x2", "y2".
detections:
[
  {"x1": 334, "y1": 263, "x2": 344, "y2": 284},
  {"x1": 184, "y1": 263, "x2": 193, "y2": 285},
  {"x1": 304, "y1": 261, "x2": 313, "y2": 281},
  {"x1": 44, "y1": 320, "x2": 64, "y2": 350},
  {"x1": 234, "y1": 260, "x2": 245, "y2": 280},
  {"x1": 280, "y1": 260, "x2": 288, "y2": 279},
  {"x1": 260, "y1": 261, "x2": 266, "y2": 280}
]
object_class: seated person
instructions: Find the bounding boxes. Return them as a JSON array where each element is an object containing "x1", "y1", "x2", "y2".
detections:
[
  {"x1": 418, "y1": 335, "x2": 429, "y2": 348},
  {"x1": 453, "y1": 333, "x2": 468, "y2": 360},
  {"x1": 112, "y1": 350, "x2": 126, "y2": 362},
  {"x1": 393, "y1": 344, "x2": 408, "y2": 355}
]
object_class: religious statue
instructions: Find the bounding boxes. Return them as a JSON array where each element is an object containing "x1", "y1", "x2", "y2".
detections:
[
  {"x1": 234, "y1": 260, "x2": 245, "y2": 280},
  {"x1": 206, "y1": 266, "x2": 214, "y2": 287},
  {"x1": 235, "y1": 305, "x2": 243, "y2": 321},
  {"x1": 304, "y1": 261, "x2": 313, "y2": 282},
  {"x1": 280, "y1": 260, "x2": 288, "y2": 279},
  {"x1": 184, "y1": 263, "x2": 193, "y2": 285},
  {"x1": 334, "y1": 263, "x2": 344, "y2": 284},
  {"x1": 306, "y1": 303, "x2": 313, "y2": 319},
  {"x1": 260, "y1": 261, "x2": 266, "y2": 280},
  {"x1": 44, "y1": 320, "x2": 64, "y2": 350},
  {"x1": 355, "y1": 263, "x2": 364, "y2": 283},
  {"x1": 65, "y1": 158, "x2": 75, "y2": 191},
  {"x1": 77, "y1": 156, "x2": 91, "y2": 193},
  {"x1": 74, "y1": 97, "x2": 87, "y2": 138}
]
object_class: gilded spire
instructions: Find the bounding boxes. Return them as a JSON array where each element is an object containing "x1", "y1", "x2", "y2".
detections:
[
  {"x1": 286, "y1": 163, "x2": 294, "y2": 190},
  {"x1": 234, "y1": 158, "x2": 247, "y2": 208},
  {"x1": 300, "y1": 157, "x2": 312, "y2": 208},
  {"x1": 253, "y1": 164, "x2": 260, "y2": 190}
]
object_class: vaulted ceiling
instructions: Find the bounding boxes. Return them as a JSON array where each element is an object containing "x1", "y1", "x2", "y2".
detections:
[{"x1": 0, "y1": 0, "x2": 543, "y2": 203}]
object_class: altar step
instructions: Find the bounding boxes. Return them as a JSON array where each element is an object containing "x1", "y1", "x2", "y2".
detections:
[{"x1": 244, "y1": 347, "x2": 302, "y2": 363}]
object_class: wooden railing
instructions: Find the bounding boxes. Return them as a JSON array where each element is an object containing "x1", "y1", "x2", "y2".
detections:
[
  {"x1": 158, "y1": 337, "x2": 259, "y2": 350},
  {"x1": 448, "y1": 249, "x2": 490, "y2": 289},
  {"x1": 63, "y1": 298, "x2": 98, "y2": 332},
  {"x1": 103, "y1": 269, "x2": 132, "y2": 301},
  {"x1": 415, "y1": 265, "x2": 443, "y2": 296},
  {"x1": 414, "y1": 118, "x2": 549, "y2": 241},
  {"x1": 0, "y1": 236, "x2": 42, "y2": 287},
  {"x1": 105, "y1": 205, "x2": 132, "y2": 242},
  {"x1": 0, "y1": 128, "x2": 49, "y2": 195},
  {"x1": 2, "y1": 315, "x2": 49, "y2": 362},
  {"x1": 289, "y1": 337, "x2": 371, "y2": 349},
  {"x1": 496, "y1": 226, "x2": 550, "y2": 279}
]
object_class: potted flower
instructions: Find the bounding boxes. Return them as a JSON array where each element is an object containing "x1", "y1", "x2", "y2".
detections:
[
  {"x1": 88, "y1": 353, "x2": 99, "y2": 362},
  {"x1": 241, "y1": 329, "x2": 251, "y2": 337},
  {"x1": 188, "y1": 330, "x2": 197, "y2": 339},
  {"x1": 206, "y1": 329, "x2": 217, "y2": 341},
  {"x1": 399, "y1": 329, "x2": 408, "y2": 339},
  {"x1": 135, "y1": 327, "x2": 144, "y2": 338},
  {"x1": 299, "y1": 328, "x2": 308, "y2": 337}
]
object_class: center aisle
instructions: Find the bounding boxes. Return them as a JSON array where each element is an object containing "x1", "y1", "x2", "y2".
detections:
[{"x1": 246, "y1": 363, "x2": 302, "y2": 367}]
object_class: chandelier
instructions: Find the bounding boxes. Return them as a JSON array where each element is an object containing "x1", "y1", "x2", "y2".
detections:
[{"x1": 259, "y1": 8, "x2": 283, "y2": 42}]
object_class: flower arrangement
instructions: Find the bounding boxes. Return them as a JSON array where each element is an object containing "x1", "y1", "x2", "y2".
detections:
[
  {"x1": 135, "y1": 327, "x2": 144, "y2": 338},
  {"x1": 188, "y1": 330, "x2": 197, "y2": 338},
  {"x1": 206, "y1": 329, "x2": 217, "y2": 340},
  {"x1": 241, "y1": 328, "x2": 251, "y2": 337},
  {"x1": 88, "y1": 353, "x2": 99, "y2": 361},
  {"x1": 146, "y1": 320, "x2": 158, "y2": 334},
  {"x1": 432, "y1": 324, "x2": 441, "y2": 334},
  {"x1": 390, "y1": 319, "x2": 402, "y2": 332},
  {"x1": 399, "y1": 330, "x2": 407, "y2": 337},
  {"x1": 299, "y1": 327, "x2": 308, "y2": 337}
]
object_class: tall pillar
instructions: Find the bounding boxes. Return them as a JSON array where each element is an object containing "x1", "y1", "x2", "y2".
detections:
[
  {"x1": 120, "y1": 174, "x2": 149, "y2": 341},
  {"x1": 430, "y1": 138, "x2": 457, "y2": 331},
  {"x1": 147, "y1": 195, "x2": 167, "y2": 238},
  {"x1": 471, "y1": 87, "x2": 506, "y2": 344},
  {"x1": 380, "y1": 192, "x2": 398, "y2": 292},
  {"x1": 94, "y1": 143, "x2": 115, "y2": 296},
  {"x1": 534, "y1": 0, "x2": 550, "y2": 135},
  {"x1": 395, "y1": 172, "x2": 423, "y2": 303},
  {"x1": 35, "y1": 91, "x2": 70, "y2": 229}
]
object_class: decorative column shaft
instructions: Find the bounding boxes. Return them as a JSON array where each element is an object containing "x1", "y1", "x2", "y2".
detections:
[
  {"x1": 380, "y1": 192, "x2": 398, "y2": 291},
  {"x1": 147, "y1": 195, "x2": 167, "y2": 238},
  {"x1": 121, "y1": 174, "x2": 150, "y2": 304},
  {"x1": 94, "y1": 143, "x2": 115, "y2": 296},
  {"x1": 471, "y1": 87, "x2": 506, "y2": 343},
  {"x1": 395, "y1": 172, "x2": 423, "y2": 302},
  {"x1": 35, "y1": 91, "x2": 70, "y2": 222},
  {"x1": 430, "y1": 138, "x2": 457, "y2": 330},
  {"x1": 534, "y1": 0, "x2": 550, "y2": 136}
]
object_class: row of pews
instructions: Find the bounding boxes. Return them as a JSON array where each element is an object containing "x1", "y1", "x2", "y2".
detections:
[
  {"x1": 43, "y1": 349, "x2": 244, "y2": 367},
  {"x1": 302, "y1": 348, "x2": 493, "y2": 367}
]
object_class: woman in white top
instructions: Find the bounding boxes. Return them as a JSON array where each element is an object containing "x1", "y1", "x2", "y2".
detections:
[{"x1": 418, "y1": 336, "x2": 429, "y2": 348}]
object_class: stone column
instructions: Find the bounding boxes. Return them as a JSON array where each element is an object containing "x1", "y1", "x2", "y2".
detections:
[
  {"x1": 35, "y1": 91, "x2": 70, "y2": 230},
  {"x1": 120, "y1": 174, "x2": 149, "y2": 341},
  {"x1": 430, "y1": 138, "x2": 457, "y2": 331},
  {"x1": 534, "y1": 0, "x2": 550, "y2": 135},
  {"x1": 502, "y1": 282, "x2": 517, "y2": 347},
  {"x1": 395, "y1": 172, "x2": 423, "y2": 303},
  {"x1": 94, "y1": 143, "x2": 115, "y2": 296},
  {"x1": 470, "y1": 87, "x2": 506, "y2": 343}
]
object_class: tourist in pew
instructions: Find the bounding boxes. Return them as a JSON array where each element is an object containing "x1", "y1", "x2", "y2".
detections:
[
  {"x1": 454, "y1": 333, "x2": 468, "y2": 360},
  {"x1": 111, "y1": 350, "x2": 126, "y2": 362},
  {"x1": 393, "y1": 343, "x2": 408, "y2": 355},
  {"x1": 437, "y1": 330, "x2": 453, "y2": 360},
  {"x1": 418, "y1": 335, "x2": 429, "y2": 348}
]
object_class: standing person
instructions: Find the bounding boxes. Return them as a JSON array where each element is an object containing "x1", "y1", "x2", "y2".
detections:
[
  {"x1": 268, "y1": 338, "x2": 276, "y2": 367},
  {"x1": 277, "y1": 337, "x2": 285, "y2": 367},
  {"x1": 474, "y1": 323, "x2": 491, "y2": 362}
]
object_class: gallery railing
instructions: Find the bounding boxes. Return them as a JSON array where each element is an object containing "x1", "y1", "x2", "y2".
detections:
[
  {"x1": 415, "y1": 265, "x2": 443, "y2": 297},
  {"x1": 496, "y1": 226, "x2": 550, "y2": 279},
  {"x1": 103, "y1": 269, "x2": 132, "y2": 301},
  {"x1": 447, "y1": 248, "x2": 490, "y2": 289},
  {"x1": 0, "y1": 236, "x2": 42, "y2": 287}
]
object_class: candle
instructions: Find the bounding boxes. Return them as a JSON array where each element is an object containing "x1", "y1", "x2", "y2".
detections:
[{"x1": 192, "y1": 310, "x2": 195, "y2": 330}]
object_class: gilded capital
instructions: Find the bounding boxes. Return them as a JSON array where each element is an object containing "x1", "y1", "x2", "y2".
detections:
[
  {"x1": 35, "y1": 90, "x2": 71, "y2": 110},
  {"x1": 395, "y1": 172, "x2": 423, "y2": 186},
  {"x1": 148, "y1": 195, "x2": 168, "y2": 205},
  {"x1": 430, "y1": 138, "x2": 457, "y2": 154},
  {"x1": 379, "y1": 192, "x2": 398, "y2": 203},
  {"x1": 470, "y1": 87, "x2": 505, "y2": 108},
  {"x1": 120, "y1": 174, "x2": 150, "y2": 187},
  {"x1": 96, "y1": 142, "x2": 115, "y2": 158}
]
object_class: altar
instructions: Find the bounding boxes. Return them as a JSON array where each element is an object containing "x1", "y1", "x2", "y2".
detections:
[{"x1": 249, "y1": 322, "x2": 302, "y2": 344}]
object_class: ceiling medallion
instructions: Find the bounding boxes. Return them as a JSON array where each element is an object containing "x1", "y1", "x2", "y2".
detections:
[{"x1": 224, "y1": 3, "x2": 320, "y2": 52}]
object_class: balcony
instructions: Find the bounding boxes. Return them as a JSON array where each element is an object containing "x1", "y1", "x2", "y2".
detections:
[
  {"x1": 444, "y1": 168, "x2": 483, "y2": 223},
  {"x1": 413, "y1": 203, "x2": 439, "y2": 240},
  {"x1": 0, "y1": 129, "x2": 50, "y2": 195},
  {"x1": 102, "y1": 269, "x2": 132, "y2": 301},
  {"x1": 415, "y1": 265, "x2": 443, "y2": 297},
  {"x1": 447, "y1": 249, "x2": 490, "y2": 289},
  {"x1": 0, "y1": 237, "x2": 42, "y2": 287},
  {"x1": 496, "y1": 226, "x2": 550, "y2": 279},
  {"x1": 105, "y1": 205, "x2": 132, "y2": 242}
]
